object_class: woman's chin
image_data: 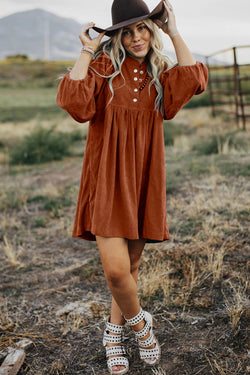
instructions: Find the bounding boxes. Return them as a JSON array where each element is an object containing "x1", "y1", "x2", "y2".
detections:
[{"x1": 127, "y1": 50, "x2": 149, "y2": 62}]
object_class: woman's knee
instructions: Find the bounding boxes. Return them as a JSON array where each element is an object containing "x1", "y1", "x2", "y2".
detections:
[
  {"x1": 96, "y1": 236, "x2": 130, "y2": 284},
  {"x1": 105, "y1": 263, "x2": 130, "y2": 286}
]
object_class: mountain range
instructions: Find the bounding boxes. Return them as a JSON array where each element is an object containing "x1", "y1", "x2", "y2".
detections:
[{"x1": 0, "y1": 8, "x2": 211, "y2": 63}]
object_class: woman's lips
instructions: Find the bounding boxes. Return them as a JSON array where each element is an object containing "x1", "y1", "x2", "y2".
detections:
[{"x1": 133, "y1": 44, "x2": 145, "y2": 52}]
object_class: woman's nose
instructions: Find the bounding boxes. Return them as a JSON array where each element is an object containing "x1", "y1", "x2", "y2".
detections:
[{"x1": 133, "y1": 30, "x2": 140, "y2": 41}]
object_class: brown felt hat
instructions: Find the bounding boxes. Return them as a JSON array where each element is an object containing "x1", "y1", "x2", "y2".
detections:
[{"x1": 93, "y1": 0, "x2": 167, "y2": 36}]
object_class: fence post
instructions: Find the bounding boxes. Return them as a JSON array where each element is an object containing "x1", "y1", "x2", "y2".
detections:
[
  {"x1": 233, "y1": 47, "x2": 246, "y2": 130},
  {"x1": 206, "y1": 56, "x2": 216, "y2": 117},
  {"x1": 233, "y1": 47, "x2": 240, "y2": 128}
]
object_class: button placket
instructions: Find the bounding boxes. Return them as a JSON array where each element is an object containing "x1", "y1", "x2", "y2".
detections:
[{"x1": 133, "y1": 66, "x2": 139, "y2": 103}]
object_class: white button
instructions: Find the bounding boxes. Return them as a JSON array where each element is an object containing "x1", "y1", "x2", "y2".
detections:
[
  {"x1": 133, "y1": 98, "x2": 138, "y2": 102},
  {"x1": 139, "y1": 78, "x2": 142, "y2": 83},
  {"x1": 134, "y1": 88, "x2": 138, "y2": 92},
  {"x1": 134, "y1": 77, "x2": 138, "y2": 81},
  {"x1": 140, "y1": 70, "x2": 144, "y2": 74},
  {"x1": 134, "y1": 69, "x2": 138, "y2": 73}
]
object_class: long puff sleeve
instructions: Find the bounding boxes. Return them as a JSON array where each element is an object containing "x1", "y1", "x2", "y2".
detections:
[
  {"x1": 56, "y1": 53, "x2": 113, "y2": 123},
  {"x1": 161, "y1": 62, "x2": 208, "y2": 120}
]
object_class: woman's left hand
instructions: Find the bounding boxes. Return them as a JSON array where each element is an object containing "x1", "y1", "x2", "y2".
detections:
[{"x1": 154, "y1": 0, "x2": 179, "y2": 37}]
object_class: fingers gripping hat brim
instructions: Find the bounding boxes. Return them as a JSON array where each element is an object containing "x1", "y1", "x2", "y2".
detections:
[{"x1": 93, "y1": 0, "x2": 167, "y2": 36}]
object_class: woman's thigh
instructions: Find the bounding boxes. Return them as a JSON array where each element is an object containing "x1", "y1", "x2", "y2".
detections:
[
  {"x1": 96, "y1": 236, "x2": 130, "y2": 275},
  {"x1": 95, "y1": 236, "x2": 146, "y2": 276}
]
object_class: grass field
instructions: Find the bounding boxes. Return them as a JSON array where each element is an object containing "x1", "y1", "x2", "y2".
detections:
[{"x1": 0, "y1": 59, "x2": 249, "y2": 375}]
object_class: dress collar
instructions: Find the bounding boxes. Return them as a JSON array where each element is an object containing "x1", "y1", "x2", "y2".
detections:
[{"x1": 124, "y1": 55, "x2": 147, "y2": 70}]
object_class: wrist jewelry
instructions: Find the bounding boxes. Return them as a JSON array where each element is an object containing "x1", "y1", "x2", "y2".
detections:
[
  {"x1": 82, "y1": 45, "x2": 95, "y2": 52},
  {"x1": 170, "y1": 33, "x2": 180, "y2": 38},
  {"x1": 81, "y1": 47, "x2": 95, "y2": 58}
]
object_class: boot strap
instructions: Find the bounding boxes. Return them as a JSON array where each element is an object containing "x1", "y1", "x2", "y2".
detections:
[{"x1": 122, "y1": 307, "x2": 144, "y2": 326}]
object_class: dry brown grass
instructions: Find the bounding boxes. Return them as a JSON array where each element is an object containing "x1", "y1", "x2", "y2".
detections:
[
  {"x1": 152, "y1": 367, "x2": 167, "y2": 375},
  {"x1": 139, "y1": 260, "x2": 174, "y2": 301},
  {"x1": 223, "y1": 280, "x2": 249, "y2": 329},
  {"x1": 0, "y1": 107, "x2": 249, "y2": 374},
  {"x1": 2, "y1": 235, "x2": 25, "y2": 268},
  {"x1": 0, "y1": 299, "x2": 15, "y2": 333}
]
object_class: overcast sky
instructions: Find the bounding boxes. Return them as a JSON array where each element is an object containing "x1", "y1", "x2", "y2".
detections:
[{"x1": 1, "y1": 0, "x2": 250, "y2": 56}]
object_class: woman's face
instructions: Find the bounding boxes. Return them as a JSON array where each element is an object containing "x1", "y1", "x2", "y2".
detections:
[{"x1": 121, "y1": 21, "x2": 151, "y2": 64}]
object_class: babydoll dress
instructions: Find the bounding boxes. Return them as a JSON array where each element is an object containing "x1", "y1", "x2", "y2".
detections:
[{"x1": 57, "y1": 53, "x2": 208, "y2": 243}]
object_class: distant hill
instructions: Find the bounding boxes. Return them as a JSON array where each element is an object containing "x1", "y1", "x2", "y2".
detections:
[
  {"x1": 0, "y1": 8, "x2": 216, "y2": 63},
  {"x1": 0, "y1": 9, "x2": 82, "y2": 60}
]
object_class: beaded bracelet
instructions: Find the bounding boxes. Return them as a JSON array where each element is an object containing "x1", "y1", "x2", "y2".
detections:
[{"x1": 81, "y1": 47, "x2": 95, "y2": 58}]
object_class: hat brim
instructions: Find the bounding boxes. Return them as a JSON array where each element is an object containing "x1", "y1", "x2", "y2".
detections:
[{"x1": 93, "y1": 0, "x2": 167, "y2": 36}]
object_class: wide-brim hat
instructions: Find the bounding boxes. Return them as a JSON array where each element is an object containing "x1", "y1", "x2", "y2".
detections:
[{"x1": 93, "y1": 0, "x2": 167, "y2": 36}]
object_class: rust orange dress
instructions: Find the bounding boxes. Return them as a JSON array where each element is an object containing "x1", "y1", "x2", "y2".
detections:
[{"x1": 57, "y1": 53, "x2": 208, "y2": 243}]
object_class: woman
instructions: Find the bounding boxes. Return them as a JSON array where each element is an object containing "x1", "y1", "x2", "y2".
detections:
[{"x1": 57, "y1": 0, "x2": 208, "y2": 373}]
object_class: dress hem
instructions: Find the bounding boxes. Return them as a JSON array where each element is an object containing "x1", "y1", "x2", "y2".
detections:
[{"x1": 72, "y1": 230, "x2": 170, "y2": 243}]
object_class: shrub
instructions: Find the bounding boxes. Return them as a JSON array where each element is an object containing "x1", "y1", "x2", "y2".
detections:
[
  {"x1": 0, "y1": 190, "x2": 26, "y2": 210},
  {"x1": 163, "y1": 121, "x2": 192, "y2": 146},
  {"x1": 43, "y1": 195, "x2": 72, "y2": 218},
  {"x1": 192, "y1": 132, "x2": 249, "y2": 155},
  {"x1": 6, "y1": 54, "x2": 29, "y2": 61},
  {"x1": 10, "y1": 127, "x2": 71, "y2": 165},
  {"x1": 70, "y1": 129, "x2": 87, "y2": 142},
  {"x1": 33, "y1": 216, "x2": 48, "y2": 228}
]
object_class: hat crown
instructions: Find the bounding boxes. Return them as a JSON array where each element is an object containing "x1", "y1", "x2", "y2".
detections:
[{"x1": 111, "y1": 0, "x2": 150, "y2": 26}]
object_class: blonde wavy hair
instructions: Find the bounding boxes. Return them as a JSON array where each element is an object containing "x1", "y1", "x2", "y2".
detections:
[{"x1": 93, "y1": 19, "x2": 173, "y2": 113}]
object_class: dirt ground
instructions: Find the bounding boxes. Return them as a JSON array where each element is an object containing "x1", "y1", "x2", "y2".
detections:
[{"x1": 0, "y1": 109, "x2": 249, "y2": 375}]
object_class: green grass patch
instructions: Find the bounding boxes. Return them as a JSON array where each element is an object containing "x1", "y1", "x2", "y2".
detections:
[
  {"x1": 43, "y1": 196, "x2": 72, "y2": 218},
  {"x1": 0, "y1": 106, "x2": 64, "y2": 123},
  {"x1": 192, "y1": 132, "x2": 249, "y2": 155},
  {"x1": 0, "y1": 87, "x2": 66, "y2": 122},
  {"x1": 80, "y1": 259, "x2": 102, "y2": 280},
  {"x1": 217, "y1": 160, "x2": 250, "y2": 177},
  {"x1": 188, "y1": 160, "x2": 211, "y2": 175},
  {"x1": 0, "y1": 190, "x2": 27, "y2": 210},
  {"x1": 27, "y1": 185, "x2": 76, "y2": 218},
  {"x1": 9, "y1": 127, "x2": 71, "y2": 165},
  {"x1": 163, "y1": 121, "x2": 194, "y2": 146},
  {"x1": 0, "y1": 88, "x2": 58, "y2": 108},
  {"x1": 0, "y1": 59, "x2": 71, "y2": 88},
  {"x1": 171, "y1": 216, "x2": 203, "y2": 237},
  {"x1": 184, "y1": 91, "x2": 210, "y2": 108},
  {"x1": 33, "y1": 216, "x2": 48, "y2": 228},
  {"x1": 166, "y1": 150, "x2": 250, "y2": 186}
]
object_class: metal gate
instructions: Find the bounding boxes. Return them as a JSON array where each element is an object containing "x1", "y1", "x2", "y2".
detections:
[{"x1": 206, "y1": 45, "x2": 250, "y2": 130}]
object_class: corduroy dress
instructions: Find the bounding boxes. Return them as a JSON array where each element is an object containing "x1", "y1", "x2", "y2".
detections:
[{"x1": 56, "y1": 53, "x2": 208, "y2": 243}]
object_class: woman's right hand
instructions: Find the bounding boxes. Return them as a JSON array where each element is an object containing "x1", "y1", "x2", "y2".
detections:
[{"x1": 79, "y1": 23, "x2": 105, "y2": 52}]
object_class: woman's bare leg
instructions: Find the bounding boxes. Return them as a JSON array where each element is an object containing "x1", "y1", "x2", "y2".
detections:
[
  {"x1": 109, "y1": 238, "x2": 146, "y2": 325},
  {"x1": 96, "y1": 236, "x2": 143, "y2": 318},
  {"x1": 96, "y1": 236, "x2": 146, "y2": 372}
]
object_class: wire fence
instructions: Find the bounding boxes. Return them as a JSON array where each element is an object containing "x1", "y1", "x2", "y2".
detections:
[{"x1": 206, "y1": 45, "x2": 250, "y2": 130}]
